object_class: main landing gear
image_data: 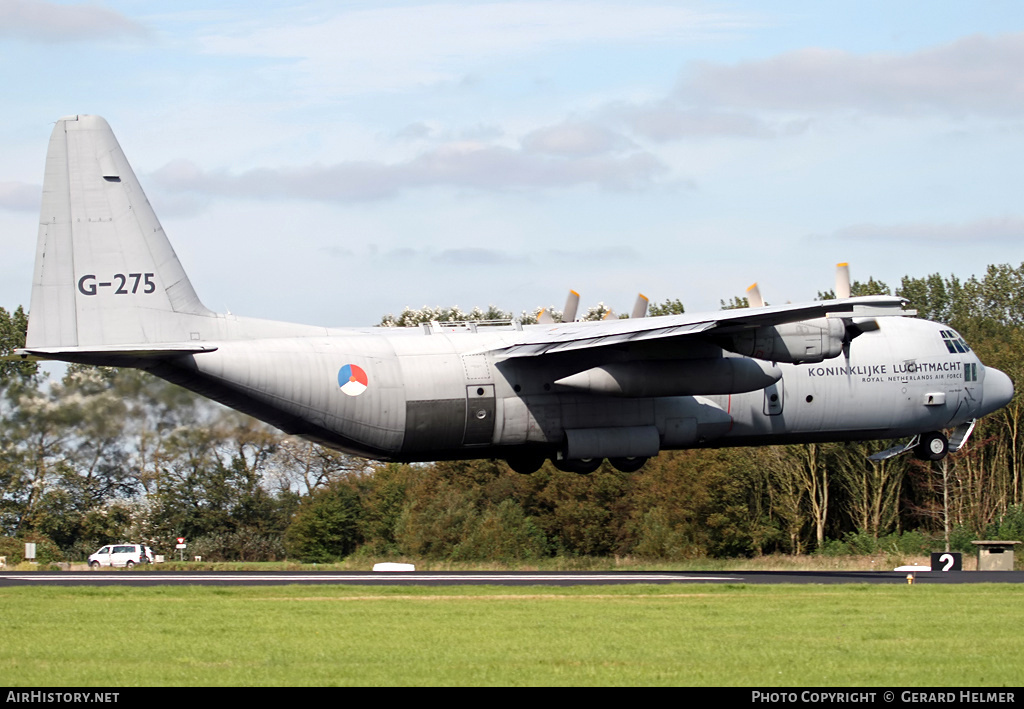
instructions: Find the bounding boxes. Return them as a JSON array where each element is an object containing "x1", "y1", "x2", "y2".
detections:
[
  {"x1": 505, "y1": 453, "x2": 547, "y2": 475},
  {"x1": 553, "y1": 458, "x2": 602, "y2": 474},
  {"x1": 505, "y1": 455, "x2": 649, "y2": 475}
]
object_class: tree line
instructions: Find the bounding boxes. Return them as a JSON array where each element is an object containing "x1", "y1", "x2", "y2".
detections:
[{"x1": 2, "y1": 264, "x2": 1024, "y2": 563}]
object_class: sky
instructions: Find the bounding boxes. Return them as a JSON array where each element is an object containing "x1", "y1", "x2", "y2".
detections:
[{"x1": 2, "y1": 0, "x2": 1024, "y2": 327}]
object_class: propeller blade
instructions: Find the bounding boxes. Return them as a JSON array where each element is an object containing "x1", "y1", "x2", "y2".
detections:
[
  {"x1": 537, "y1": 308, "x2": 554, "y2": 324},
  {"x1": 563, "y1": 290, "x2": 580, "y2": 322},
  {"x1": 836, "y1": 263, "x2": 851, "y2": 299},
  {"x1": 842, "y1": 316, "x2": 880, "y2": 364},
  {"x1": 631, "y1": 293, "x2": 649, "y2": 319},
  {"x1": 845, "y1": 317, "x2": 880, "y2": 340},
  {"x1": 746, "y1": 283, "x2": 764, "y2": 308}
]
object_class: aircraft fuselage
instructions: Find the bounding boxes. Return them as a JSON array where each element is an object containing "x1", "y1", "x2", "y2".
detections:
[
  {"x1": 19, "y1": 115, "x2": 1014, "y2": 473},
  {"x1": 117, "y1": 314, "x2": 997, "y2": 464}
]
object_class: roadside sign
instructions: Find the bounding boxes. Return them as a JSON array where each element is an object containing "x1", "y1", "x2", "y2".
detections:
[{"x1": 930, "y1": 552, "x2": 962, "y2": 571}]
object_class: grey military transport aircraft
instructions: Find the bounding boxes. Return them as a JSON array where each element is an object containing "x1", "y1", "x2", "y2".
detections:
[{"x1": 13, "y1": 115, "x2": 1015, "y2": 474}]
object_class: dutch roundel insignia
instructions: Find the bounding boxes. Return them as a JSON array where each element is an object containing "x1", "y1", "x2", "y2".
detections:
[{"x1": 338, "y1": 364, "x2": 368, "y2": 397}]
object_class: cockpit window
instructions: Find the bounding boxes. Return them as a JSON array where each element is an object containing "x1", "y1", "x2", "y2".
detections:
[{"x1": 940, "y1": 330, "x2": 971, "y2": 354}]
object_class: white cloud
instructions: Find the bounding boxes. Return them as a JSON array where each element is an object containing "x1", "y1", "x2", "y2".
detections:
[
  {"x1": 0, "y1": 0, "x2": 147, "y2": 42},
  {"x1": 544, "y1": 246, "x2": 640, "y2": 262},
  {"x1": 394, "y1": 122, "x2": 434, "y2": 141},
  {"x1": 196, "y1": 2, "x2": 750, "y2": 94},
  {"x1": 575, "y1": 31, "x2": 1024, "y2": 145},
  {"x1": 433, "y1": 248, "x2": 531, "y2": 266},
  {"x1": 150, "y1": 141, "x2": 670, "y2": 202},
  {"x1": 684, "y1": 32, "x2": 1024, "y2": 118},
  {"x1": 608, "y1": 102, "x2": 802, "y2": 141},
  {"x1": 830, "y1": 216, "x2": 1024, "y2": 243},
  {"x1": 521, "y1": 121, "x2": 633, "y2": 157}
]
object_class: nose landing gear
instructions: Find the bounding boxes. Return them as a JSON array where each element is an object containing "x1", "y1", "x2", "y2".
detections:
[
  {"x1": 913, "y1": 431, "x2": 949, "y2": 461},
  {"x1": 869, "y1": 430, "x2": 955, "y2": 462}
]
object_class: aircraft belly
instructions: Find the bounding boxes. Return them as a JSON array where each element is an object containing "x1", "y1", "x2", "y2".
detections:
[
  {"x1": 497, "y1": 396, "x2": 552, "y2": 444},
  {"x1": 656, "y1": 396, "x2": 733, "y2": 445},
  {"x1": 491, "y1": 393, "x2": 735, "y2": 450},
  {"x1": 191, "y1": 338, "x2": 405, "y2": 456}
]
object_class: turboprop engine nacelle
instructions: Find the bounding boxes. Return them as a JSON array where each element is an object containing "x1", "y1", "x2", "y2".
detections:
[
  {"x1": 553, "y1": 358, "x2": 782, "y2": 397},
  {"x1": 719, "y1": 317, "x2": 846, "y2": 364}
]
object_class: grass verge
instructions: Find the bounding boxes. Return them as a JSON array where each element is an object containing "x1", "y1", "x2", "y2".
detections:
[
  {"x1": 42, "y1": 551, "x2": 975, "y2": 572},
  {"x1": 1, "y1": 584, "x2": 1021, "y2": 686}
]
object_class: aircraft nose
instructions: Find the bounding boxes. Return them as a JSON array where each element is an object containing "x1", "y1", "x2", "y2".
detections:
[{"x1": 981, "y1": 367, "x2": 1014, "y2": 416}]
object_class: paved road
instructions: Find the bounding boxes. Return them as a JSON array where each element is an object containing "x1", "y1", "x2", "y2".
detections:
[{"x1": 2, "y1": 570, "x2": 1023, "y2": 587}]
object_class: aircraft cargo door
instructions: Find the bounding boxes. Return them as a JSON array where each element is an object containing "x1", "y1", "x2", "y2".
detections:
[{"x1": 464, "y1": 384, "x2": 496, "y2": 445}]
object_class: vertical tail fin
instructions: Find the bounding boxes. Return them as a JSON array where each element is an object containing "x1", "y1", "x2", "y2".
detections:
[{"x1": 27, "y1": 115, "x2": 212, "y2": 349}]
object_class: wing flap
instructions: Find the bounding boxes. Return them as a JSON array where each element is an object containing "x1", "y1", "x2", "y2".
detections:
[{"x1": 499, "y1": 322, "x2": 715, "y2": 357}]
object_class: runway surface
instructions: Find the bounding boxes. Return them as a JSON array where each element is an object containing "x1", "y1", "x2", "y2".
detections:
[{"x1": 2, "y1": 570, "x2": 1023, "y2": 587}]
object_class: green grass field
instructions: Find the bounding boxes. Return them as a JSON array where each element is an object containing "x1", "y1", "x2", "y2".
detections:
[{"x1": 2, "y1": 583, "x2": 1022, "y2": 686}]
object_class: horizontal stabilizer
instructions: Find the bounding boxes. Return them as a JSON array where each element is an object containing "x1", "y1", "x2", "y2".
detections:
[{"x1": 12, "y1": 344, "x2": 217, "y2": 365}]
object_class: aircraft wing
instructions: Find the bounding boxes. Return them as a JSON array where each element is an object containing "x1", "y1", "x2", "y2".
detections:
[{"x1": 490, "y1": 295, "x2": 910, "y2": 358}]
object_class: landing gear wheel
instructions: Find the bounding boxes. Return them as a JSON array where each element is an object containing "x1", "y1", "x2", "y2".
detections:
[
  {"x1": 506, "y1": 454, "x2": 545, "y2": 475},
  {"x1": 609, "y1": 456, "x2": 648, "y2": 473},
  {"x1": 914, "y1": 431, "x2": 948, "y2": 461},
  {"x1": 553, "y1": 458, "x2": 602, "y2": 474}
]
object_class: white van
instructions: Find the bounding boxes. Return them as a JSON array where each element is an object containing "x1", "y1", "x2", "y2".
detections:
[{"x1": 88, "y1": 544, "x2": 153, "y2": 569}]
